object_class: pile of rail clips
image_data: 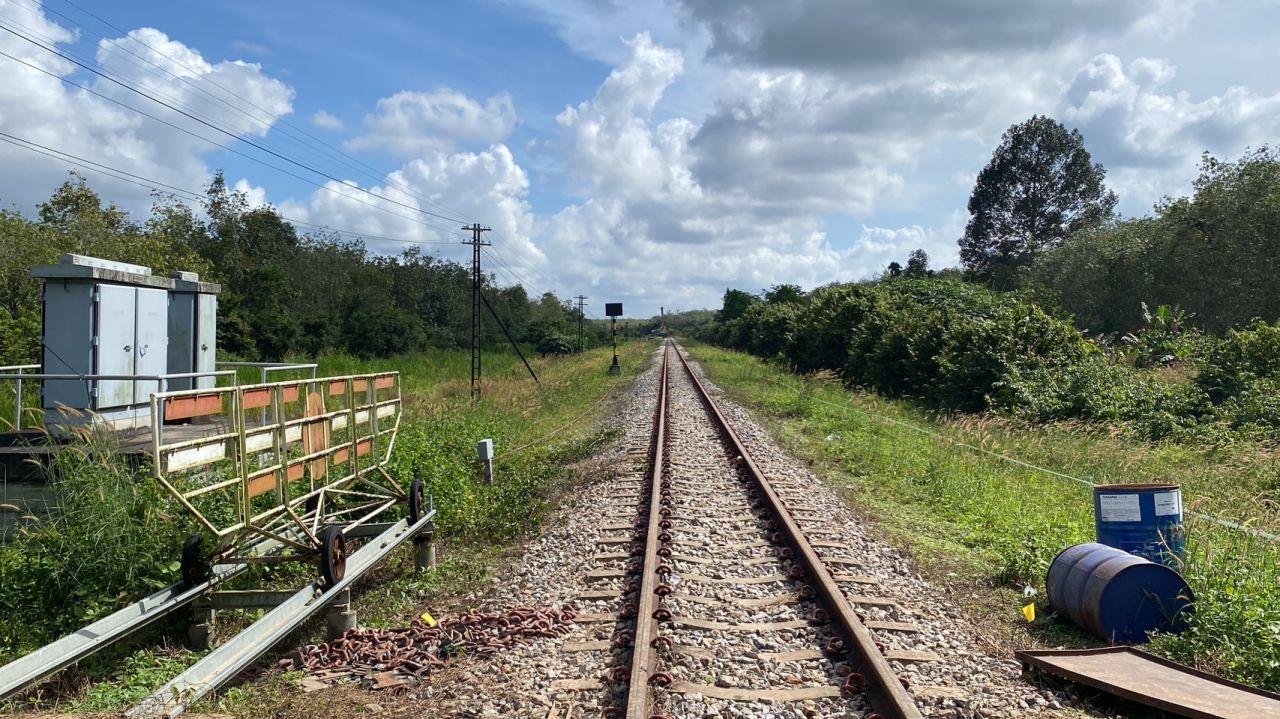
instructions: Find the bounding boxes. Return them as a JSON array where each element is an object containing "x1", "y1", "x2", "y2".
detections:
[{"x1": 285, "y1": 606, "x2": 576, "y2": 689}]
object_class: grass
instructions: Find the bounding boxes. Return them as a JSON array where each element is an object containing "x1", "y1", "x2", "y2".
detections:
[
  {"x1": 0, "y1": 340, "x2": 653, "y2": 714},
  {"x1": 681, "y1": 339, "x2": 1280, "y2": 693}
]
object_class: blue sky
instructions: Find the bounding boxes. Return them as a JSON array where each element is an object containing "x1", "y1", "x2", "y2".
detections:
[{"x1": 1, "y1": 0, "x2": 1278, "y2": 315}]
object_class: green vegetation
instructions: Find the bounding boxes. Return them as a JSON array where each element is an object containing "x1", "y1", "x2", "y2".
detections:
[
  {"x1": 0, "y1": 340, "x2": 651, "y2": 711},
  {"x1": 685, "y1": 340, "x2": 1280, "y2": 692},
  {"x1": 1032, "y1": 147, "x2": 1280, "y2": 335},
  {"x1": 959, "y1": 115, "x2": 1117, "y2": 290},
  {"x1": 0, "y1": 172, "x2": 637, "y2": 367},
  {"x1": 696, "y1": 277, "x2": 1280, "y2": 443}
]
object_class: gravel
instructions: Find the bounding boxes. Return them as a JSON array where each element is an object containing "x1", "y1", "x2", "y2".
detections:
[{"x1": 385, "y1": 343, "x2": 1094, "y2": 718}]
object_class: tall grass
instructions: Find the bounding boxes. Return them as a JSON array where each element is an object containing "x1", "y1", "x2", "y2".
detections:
[
  {"x1": 0, "y1": 426, "x2": 193, "y2": 659},
  {"x1": 685, "y1": 340, "x2": 1280, "y2": 692}
]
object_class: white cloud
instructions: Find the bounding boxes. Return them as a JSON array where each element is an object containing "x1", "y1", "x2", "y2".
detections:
[
  {"x1": 0, "y1": 3, "x2": 293, "y2": 214},
  {"x1": 1060, "y1": 53, "x2": 1280, "y2": 209},
  {"x1": 280, "y1": 143, "x2": 544, "y2": 279},
  {"x1": 311, "y1": 110, "x2": 343, "y2": 131},
  {"x1": 347, "y1": 88, "x2": 517, "y2": 158}
]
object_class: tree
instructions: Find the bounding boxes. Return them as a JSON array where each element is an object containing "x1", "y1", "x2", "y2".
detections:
[
  {"x1": 763, "y1": 283, "x2": 804, "y2": 305},
  {"x1": 1031, "y1": 147, "x2": 1280, "y2": 334},
  {"x1": 717, "y1": 288, "x2": 759, "y2": 323},
  {"x1": 960, "y1": 115, "x2": 1117, "y2": 289},
  {"x1": 903, "y1": 249, "x2": 931, "y2": 279},
  {"x1": 886, "y1": 262, "x2": 902, "y2": 278}
]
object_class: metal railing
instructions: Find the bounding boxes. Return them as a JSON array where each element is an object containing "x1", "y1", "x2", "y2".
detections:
[
  {"x1": 0, "y1": 366, "x2": 237, "y2": 431},
  {"x1": 216, "y1": 361, "x2": 318, "y2": 385},
  {"x1": 149, "y1": 371, "x2": 402, "y2": 549}
]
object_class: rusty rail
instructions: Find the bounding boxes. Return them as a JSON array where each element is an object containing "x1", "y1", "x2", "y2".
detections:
[
  {"x1": 670, "y1": 342, "x2": 923, "y2": 719},
  {"x1": 623, "y1": 342, "x2": 670, "y2": 719}
]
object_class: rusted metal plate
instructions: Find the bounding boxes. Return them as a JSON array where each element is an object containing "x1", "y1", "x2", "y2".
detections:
[
  {"x1": 1017, "y1": 647, "x2": 1280, "y2": 719},
  {"x1": 242, "y1": 386, "x2": 300, "y2": 409},
  {"x1": 164, "y1": 393, "x2": 223, "y2": 420}
]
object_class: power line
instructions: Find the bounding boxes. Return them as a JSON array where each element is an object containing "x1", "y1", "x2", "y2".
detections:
[
  {"x1": 481, "y1": 246, "x2": 552, "y2": 298},
  {"x1": 29, "y1": 0, "x2": 469, "y2": 223},
  {"x1": 486, "y1": 241, "x2": 556, "y2": 291},
  {"x1": 0, "y1": 46, "x2": 465, "y2": 237},
  {"x1": 0, "y1": 21, "x2": 469, "y2": 227},
  {"x1": 0, "y1": 131, "x2": 461, "y2": 249}
]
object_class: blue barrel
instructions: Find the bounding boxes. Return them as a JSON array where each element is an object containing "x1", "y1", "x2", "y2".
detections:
[
  {"x1": 1093, "y1": 483, "x2": 1184, "y2": 565},
  {"x1": 1046, "y1": 543, "x2": 1193, "y2": 643}
]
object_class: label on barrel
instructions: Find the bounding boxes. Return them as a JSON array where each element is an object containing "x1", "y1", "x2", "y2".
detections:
[
  {"x1": 1099, "y1": 494, "x2": 1142, "y2": 522},
  {"x1": 1154, "y1": 490, "x2": 1182, "y2": 516}
]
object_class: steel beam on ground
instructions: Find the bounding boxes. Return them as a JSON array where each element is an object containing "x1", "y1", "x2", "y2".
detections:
[
  {"x1": 127, "y1": 512, "x2": 435, "y2": 719},
  {"x1": 0, "y1": 533, "x2": 291, "y2": 700}
]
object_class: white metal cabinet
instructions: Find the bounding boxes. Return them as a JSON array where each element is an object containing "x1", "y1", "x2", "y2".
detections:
[
  {"x1": 133, "y1": 287, "x2": 168, "y2": 403},
  {"x1": 196, "y1": 293, "x2": 217, "y2": 389},
  {"x1": 94, "y1": 284, "x2": 137, "y2": 409}
]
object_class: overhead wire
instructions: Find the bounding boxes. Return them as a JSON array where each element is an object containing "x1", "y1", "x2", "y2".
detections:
[
  {"x1": 0, "y1": 131, "x2": 461, "y2": 248},
  {"x1": 0, "y1": 21, "x2": 469, "y2": 226},
  {"x1": 43, "y1": 0, "x2": 471, "y2": 223},
  {"x1": 760, "y1": 372, "x2": 1280, "y2": 544},
  {"x1": 0, "y1": 45, "x2": 467, "y2": 236},
  {"x1": 482, "y1": 246, "x2": 554, "y2": 298},
  {"x1": 2, "y1": 5, "x2": 541, "y2": 286}
]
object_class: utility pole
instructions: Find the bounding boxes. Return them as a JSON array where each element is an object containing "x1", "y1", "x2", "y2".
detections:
[
  {"x1": 574, "y1": 294, "x2": 588, "y2": 352},
  {"x1": 462, "y1": 223, "x2": 491, "y2": 402}
]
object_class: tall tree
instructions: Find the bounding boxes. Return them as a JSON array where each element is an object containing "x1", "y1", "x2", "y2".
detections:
[
  {"x1": 763, "y1": 283, "x2": 804, "y2": 305},
  {"x1": 903, "y1": 249, "x2": 931, "y2": 279},
  {"x1": 960, "y1": 115, "x2": 1116, "y2": 289},
  {"x1": 718, "y1": 288, "x2": 759, "y2": 322}
]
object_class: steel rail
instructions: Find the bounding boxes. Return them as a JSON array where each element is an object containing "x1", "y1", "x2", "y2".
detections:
[
  {"x1": 127, "y1": 512, "x2": 435, "y2": 719},
  {"x1": 0, "y1": 532, "x2": 296, "y2": 700},
  {"x1": 623, "y1": 342, "x2": 670, "y2": 719},
  {"x1": 670, "y1": 343, "x2": 923, "y2": 719}
]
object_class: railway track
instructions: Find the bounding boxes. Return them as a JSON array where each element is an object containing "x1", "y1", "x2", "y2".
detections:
[{"x1": 600, "y1": 341, "x2": 924, "y2": 718}]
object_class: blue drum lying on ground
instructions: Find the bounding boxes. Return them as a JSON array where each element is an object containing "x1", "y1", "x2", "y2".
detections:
[
  {"x1": 1093, "y1": 483, "x2": 1184, "y2": 565},
  {"x1": 1047, "y1": 542, "x2": 1194, "y2": 644}
]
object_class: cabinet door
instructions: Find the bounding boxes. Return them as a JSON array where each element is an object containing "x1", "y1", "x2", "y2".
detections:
[
  {"x1": 93, "y1": 284, "x2": 136, "y2": 409},
  {"x1": 196, "y1": 294, "x2": 217, "y2": 389},
  {"x1": 41, "y1": 281, "x2": 95, "y2": 411},
  {"x1": 134, "y1": 287, "x2": 168, "y2": 403}
]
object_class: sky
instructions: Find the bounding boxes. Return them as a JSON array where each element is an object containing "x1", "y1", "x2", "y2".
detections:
[{"x1": 1, "y1": 0, "x2": 1278, "y2": 317}]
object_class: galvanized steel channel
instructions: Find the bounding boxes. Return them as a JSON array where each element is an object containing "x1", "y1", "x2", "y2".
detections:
[{"x1": 127, "y1": 512, "x2": 435, "y2": 719}]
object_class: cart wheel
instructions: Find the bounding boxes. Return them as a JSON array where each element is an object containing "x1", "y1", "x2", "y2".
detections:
[
  {"x1": 408, "y1": 477, "x2": 426, "y2": 524},
  {"x1": 319, "y1": 525, "x2": 348, "y2": 588},
  {"x1": 180, "y1": 533, "x2": 210, "y2": 588}
]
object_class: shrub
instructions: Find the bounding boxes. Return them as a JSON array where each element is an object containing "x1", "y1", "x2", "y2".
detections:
[
  {"x1": 939, "y1": 302, "x2": 1088, "y2": 410},
  {"x1": 535, "y1": 333, "x2": 574, "y2": 357},
  {"x1": 785, "y1": 284, "x2": 881, "y2": 373},
  {"x1": 0, "y1": 436, "x2": 188, "y2": 656},
  {"x1": 745, "y1": 302, "x2": 800, "y2": 359},
  {"x1": 1198, "y1": 321, "x2": 1280, "y2": 401}
]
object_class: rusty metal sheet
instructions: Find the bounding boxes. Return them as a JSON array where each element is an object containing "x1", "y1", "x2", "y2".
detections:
[
  {"x1": 164, "y1": 393, "x2": 223, "y2": 420},
  {"x1": 1017, "y1": 647, "x2": 1280, "y2": 719}
]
